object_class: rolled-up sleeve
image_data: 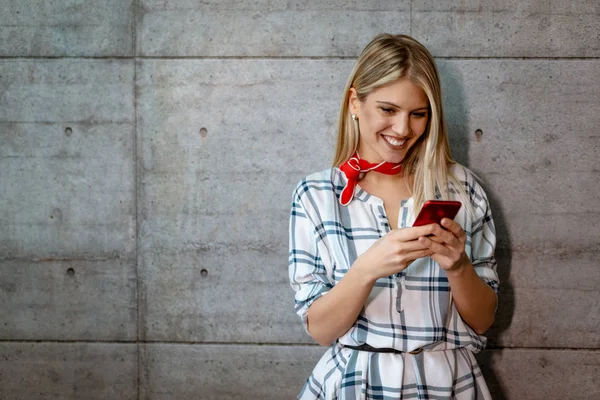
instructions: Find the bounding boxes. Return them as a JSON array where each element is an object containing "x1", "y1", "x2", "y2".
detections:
[
  {"x1": 469, "y1": 190, "x2": 500, "y2": 295},
  {"x1": 288, "y1": 183, "x2": 333, "y2": 333}
]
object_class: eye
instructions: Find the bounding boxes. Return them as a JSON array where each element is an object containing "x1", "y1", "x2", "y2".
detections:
[
  {"x1": 412, "y1": 112, "x2": 428, "y2": 118},
  {"x1": 379, "y1": 107, "x2": 395, "y2": 114}
]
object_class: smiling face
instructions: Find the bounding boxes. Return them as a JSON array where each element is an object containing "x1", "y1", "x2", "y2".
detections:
[{"x1": 349, "y1": 78, "x2": 430, "y2": 164}]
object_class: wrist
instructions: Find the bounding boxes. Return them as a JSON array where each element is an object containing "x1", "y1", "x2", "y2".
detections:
[
  {"x1": 350, "y1": 259, "x2": 378, "y2": 285},
  {"x1": 445, "y1": 257, "x2": 472, "y2": 278}
]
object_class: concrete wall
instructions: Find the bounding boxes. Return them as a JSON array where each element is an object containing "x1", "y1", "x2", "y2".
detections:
[{"x1": 1, "y1": 1, "x2": 598, "y2": 399}]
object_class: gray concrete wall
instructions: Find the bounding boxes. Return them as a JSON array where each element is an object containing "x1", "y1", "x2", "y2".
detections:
[{"x1": 0, "y1": 1, "x2": 598, "y2": 399}]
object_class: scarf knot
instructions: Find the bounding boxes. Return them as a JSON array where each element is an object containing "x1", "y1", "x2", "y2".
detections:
[{"x1": 339, "y1": 153, "x2": 402, "y2": 206}]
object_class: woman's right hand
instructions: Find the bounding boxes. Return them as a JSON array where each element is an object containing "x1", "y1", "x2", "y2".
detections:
[{"x1": 353, "y1": 225, "x2": 437, "y2": 282}]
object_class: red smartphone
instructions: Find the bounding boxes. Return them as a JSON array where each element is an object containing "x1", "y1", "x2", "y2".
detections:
[{"x1": 412, "y1": 200, "x2": 462, "y2": 227}]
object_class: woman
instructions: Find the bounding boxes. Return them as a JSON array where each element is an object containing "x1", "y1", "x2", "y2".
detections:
[{"x1": 288, "y1": 34, "x2": 499, "y2": 399}]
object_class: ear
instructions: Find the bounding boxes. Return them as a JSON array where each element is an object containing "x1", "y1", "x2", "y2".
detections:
[{"x1": 348, "y1": 87, "x2": 360, "y2": 115}]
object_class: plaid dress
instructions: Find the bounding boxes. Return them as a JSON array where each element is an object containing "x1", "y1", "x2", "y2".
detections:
[{"x1": 289, "y1": 165, "x2": 499, "y2": 400}]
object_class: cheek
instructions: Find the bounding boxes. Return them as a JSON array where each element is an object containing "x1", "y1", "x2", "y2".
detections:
[
  {"x1": 412, "y1": 119, "x2": 429, "y2": 135},
  {"x1": 361, "y1": 112, "x2": 386, "y2": 133},
  {"x1": 364, "y1": 113, "x2": 389, "y2": 132}
]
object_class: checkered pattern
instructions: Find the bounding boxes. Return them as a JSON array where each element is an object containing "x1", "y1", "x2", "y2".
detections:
[{"x1": 289, "y1": 165, "x2": 498, "y2": 399}]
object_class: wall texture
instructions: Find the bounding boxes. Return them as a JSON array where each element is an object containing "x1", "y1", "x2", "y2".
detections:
[{"x1": 1, "y1": 1, "x2": 599, "y2": 399}]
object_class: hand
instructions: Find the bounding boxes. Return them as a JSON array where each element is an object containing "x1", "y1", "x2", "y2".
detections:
[
  {"x1": 418, "y1": 218, "x2": 470, "y2": 272},
  {"x1": 353, "y1": 225, "x2": 435, "y2": 281}
]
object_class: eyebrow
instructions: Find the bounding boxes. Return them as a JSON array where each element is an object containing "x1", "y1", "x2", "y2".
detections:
[{"x1": 376, "y1": 101, "x2": 429, "y2": 111}]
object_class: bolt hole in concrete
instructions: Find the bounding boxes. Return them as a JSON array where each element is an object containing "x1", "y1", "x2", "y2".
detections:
[
  {"x1": 65, "y1": 127, "x2": 73, "y2": 136},
  {"x1": 67, "y1": 268, "x2": 75, "y2": 277},
  {"x1": 200, "y1": 269, "x2": 208, "y2": 277},
  {"x1": 475, "y1": 129, "x2": 483, "y2": 142},
  {"x1": 199, "y1": 127, "x2": 208, "y2": 138}
]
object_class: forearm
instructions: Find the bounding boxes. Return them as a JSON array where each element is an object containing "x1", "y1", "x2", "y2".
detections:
[
  {"x1": 306, "y1": 263, "x2": 376, "y2": 346},
  {"x1": 446, "y1": 261, "x2": 497, "y2": 335}
]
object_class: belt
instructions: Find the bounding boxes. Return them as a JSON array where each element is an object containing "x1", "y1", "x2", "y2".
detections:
[{"x1": 343, "y1": 343, "x2": 423, "y2": 355}]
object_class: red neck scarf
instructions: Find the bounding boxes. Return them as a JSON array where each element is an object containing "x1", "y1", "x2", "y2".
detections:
[{"x1": 339, "y1": 153, "x2": 403, "y2": 206}]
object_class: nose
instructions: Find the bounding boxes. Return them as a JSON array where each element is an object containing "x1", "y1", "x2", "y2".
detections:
[{"x1": 391, "y1": 112, "x2": 410, "y2": 136}]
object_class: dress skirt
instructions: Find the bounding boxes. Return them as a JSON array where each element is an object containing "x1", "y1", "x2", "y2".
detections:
[{"x1": 298, "y1": 342, "x2": 492, "y2": 400}]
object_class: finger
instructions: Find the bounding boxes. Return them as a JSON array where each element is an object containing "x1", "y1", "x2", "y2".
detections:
[
  {"x1": 418, "y1": 236, "x2": 453, "y2": 257},
  {"x1": 415, "y1": 224, "x2": 448, "y2": 244},
  {"x1": 399, "y1": 249, "x2": 434, "y2": 265},
  {"x1": 426, "y1": 235, "x2": 446, "y2": 244},
  {"x1": 427, "y1": 224, "x2": 457, "y2": 245},
  {"x1": 393, "y1": 224, "x2": 439, "y2": 242},
  {"x1": 397, "y1": 239, "x2": 432, "y2": 252},
  {"x1": 440, "y1": 218, "x2": 466, "y2": 239}
]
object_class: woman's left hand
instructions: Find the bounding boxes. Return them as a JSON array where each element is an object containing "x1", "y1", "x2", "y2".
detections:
[{"x1": 418, "y1": 218, "x2": 470, "y2": 272}]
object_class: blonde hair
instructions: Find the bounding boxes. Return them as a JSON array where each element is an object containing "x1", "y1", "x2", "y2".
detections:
[{"x1": 333, "y1": 33, "x2": 470, "y2": 216}]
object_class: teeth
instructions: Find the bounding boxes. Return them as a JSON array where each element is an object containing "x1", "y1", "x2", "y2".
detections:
[{"x1": 384, "y1": 136, "x2": 406, "y2": 146}]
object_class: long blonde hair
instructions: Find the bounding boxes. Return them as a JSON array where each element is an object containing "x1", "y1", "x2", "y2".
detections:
[{"x1": 333, "y1": 34, "x2": 470, "y2": 215}]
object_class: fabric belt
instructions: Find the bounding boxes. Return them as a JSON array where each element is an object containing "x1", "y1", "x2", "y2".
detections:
[{"x1": 343, "y1": 344, "x2": 423, "y2": 355}]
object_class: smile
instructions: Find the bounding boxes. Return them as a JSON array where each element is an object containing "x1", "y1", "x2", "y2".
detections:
[{"x1": 383, "y1": 135, "x2": 407, "y2": 147}]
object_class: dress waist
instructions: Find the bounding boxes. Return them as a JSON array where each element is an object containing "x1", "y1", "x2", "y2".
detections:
[{"x1": 342, "y1": 343, "x2": 423, "y2": 355}]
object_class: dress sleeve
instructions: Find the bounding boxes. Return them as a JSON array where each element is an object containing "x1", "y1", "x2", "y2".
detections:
[
  {"x1": 469, "y1": 185, "x2": 500, "y2": 295},
  {"x1": 288, "y1": 182, "x2": 334, "y2": 333}
]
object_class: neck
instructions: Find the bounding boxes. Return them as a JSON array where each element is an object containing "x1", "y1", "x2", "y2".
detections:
[{"x1": 361, "y1": 170, "x2": 407, "y2": 186}]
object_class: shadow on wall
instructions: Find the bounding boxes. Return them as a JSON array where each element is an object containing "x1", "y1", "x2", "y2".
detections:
[{"x1": 440, "y1": 61, "x2": 515, "y2": 400}]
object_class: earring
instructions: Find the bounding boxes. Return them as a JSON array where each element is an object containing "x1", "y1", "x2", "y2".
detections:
[{"x1": 351, "y1": 114, "x2": 358, "y2": 121}]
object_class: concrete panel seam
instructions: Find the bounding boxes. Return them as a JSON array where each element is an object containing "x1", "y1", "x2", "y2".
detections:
[
  {"x1": 2, "y1": 56, "x2": 600, "y2": 60},
  {"x1": 486, "y1": 346, "x2": 600, "y2": 351},
  {"x1": 409, "y1": 0, "x2": 412, "y2": 36},
  {"x1": 0, "y1": 56, "x2": 136, "y2": 60},
  {"x1": 132, "y1": 3, "x2": 141, "y2": 400},
  {"x1": 0, "y1": 255, "x2": 130, "y2": 262},
  {"x1": 0, "y1": 339, "x2": 138, "y2": 344},
  {"x1": 0, "y1": 339, "x2": 583, "y2": 351},
  {"x1": 1, "y1": 340, "x2": 598, "y2": 352}
]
